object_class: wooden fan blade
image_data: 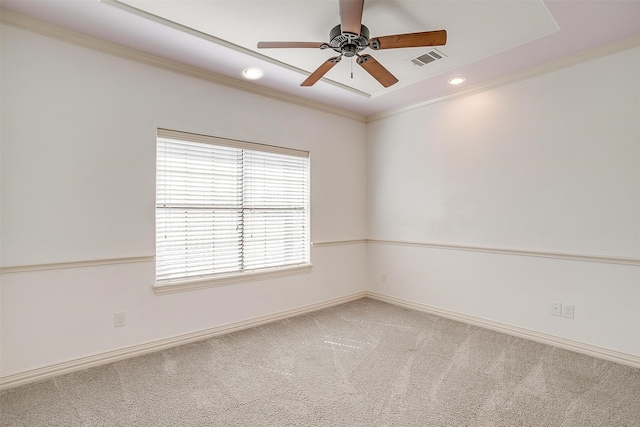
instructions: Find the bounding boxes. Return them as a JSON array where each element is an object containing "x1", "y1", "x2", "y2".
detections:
[
  {"x1": 357, "y1": 54, "x2": 398, "y2": 88},
  {"x1": 301, "y1": 56, "x2": 342, "y2": 87},
  {"x1": 370, "y1": 30, "x2": 447, "y2": 50},
  {"x1": 258, "y1": 42, "x2": 326, "y2": 49},
  {"x1": 339, "y1": 0, "x2": 364, "y2": 36}
]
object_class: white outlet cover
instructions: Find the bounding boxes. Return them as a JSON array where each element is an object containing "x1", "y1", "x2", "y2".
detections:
[
  {"x1": 551, "y1": 302, "x2": 562, "y2": 316},
  {"x1": 562, "y1": 304, "x2": 574, "y2": 319},
  {"x1": 114, "y1": 311, "x2": 127, "y2": 327}
]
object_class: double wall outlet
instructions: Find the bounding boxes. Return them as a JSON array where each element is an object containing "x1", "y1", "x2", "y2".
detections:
[{"x1": 551, "y1": 302, "x2": 575, "y2": 319}]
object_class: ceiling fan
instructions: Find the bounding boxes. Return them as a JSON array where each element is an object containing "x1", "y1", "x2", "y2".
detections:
[{"x1": 257, "y1": 0, "x2": 447, "y2": 88}]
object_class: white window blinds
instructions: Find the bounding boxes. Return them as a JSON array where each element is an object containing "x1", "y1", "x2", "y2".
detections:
[{"x1": 156, "y1": 129, "x2": 309, "y2": 284}]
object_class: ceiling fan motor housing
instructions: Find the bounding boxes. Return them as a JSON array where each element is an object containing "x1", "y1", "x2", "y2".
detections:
[
  {"x1": 256, "y1": 0, "x2": 447, "y2": 89},
  {"x1": 330, "y1": 24, "x2": 370, "y2": 56}
]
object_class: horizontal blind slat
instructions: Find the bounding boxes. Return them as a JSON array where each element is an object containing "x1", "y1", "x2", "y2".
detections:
[{"x1": 157, "y1": 131, "x2": 309, "y2": 283}]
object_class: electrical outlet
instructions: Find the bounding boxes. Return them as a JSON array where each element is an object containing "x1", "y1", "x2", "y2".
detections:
[
  {"x1": 114, "y1": 311, "x2": 126, "y2": 327},
  {"x1": 551, "y1": 302, "x2": 562, "y2": 316},
  {"x1": 381, "y1": 273, "x2": 387, "y2": 283},
  {"x1": 563, "y1": 304, "x2": 574, "y2": 319}
]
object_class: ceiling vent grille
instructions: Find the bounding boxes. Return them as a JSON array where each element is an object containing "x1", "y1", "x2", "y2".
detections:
[{"x1": 411, "y1": 49, "x2": 447, "y2": 66}]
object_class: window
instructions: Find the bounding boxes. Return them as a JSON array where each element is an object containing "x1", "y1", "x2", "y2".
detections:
[{"x1": 156, "y1": 129, "x2": 310, "y2": 288}]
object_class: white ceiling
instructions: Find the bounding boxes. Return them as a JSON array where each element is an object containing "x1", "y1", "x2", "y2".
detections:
[
  {"x1": 1, "y1": 0, "x2": 639, "y2": 118},
  {"x1": 117, "y1": 0, "x2": 559, "y2": 97}
]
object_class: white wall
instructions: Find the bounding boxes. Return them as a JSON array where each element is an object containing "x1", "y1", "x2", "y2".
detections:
[
  {"x1": 367, "y1": 47, "x2": 640, "y2": 356},
  {"x1": 0, "y1": 25, "x2": 367, "y2": 375},
  {"x1": 2, "y1": 20, "x2": 639, "y2": 380}
]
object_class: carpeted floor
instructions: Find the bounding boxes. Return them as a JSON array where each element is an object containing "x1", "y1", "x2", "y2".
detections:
[{"x1": 1, "y1": 298, "x2": 639, "y2": 426}]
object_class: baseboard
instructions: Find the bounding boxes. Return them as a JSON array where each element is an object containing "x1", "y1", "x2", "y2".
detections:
[
  {"x1": 366, "y1": 291, "x2": 640, "y2": 369},
  {"x1": 0, "y1": 291, "x2": 366, "y2": 390},
  {"x1": 4, "y1": 290, "x2": 636, "y2": 390}
]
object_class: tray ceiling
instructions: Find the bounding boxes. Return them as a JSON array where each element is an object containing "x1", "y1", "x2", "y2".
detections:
[
  {"x1": 117, "y1": 0, "x2": 558, "y2": 97},
  {"x1": 1, "y1": 0, "x2": 639, "y2": 117}
]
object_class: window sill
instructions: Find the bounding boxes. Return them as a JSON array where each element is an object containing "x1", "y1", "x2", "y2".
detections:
[{"x1": 153, "y1": 264, "x2": 313, "y2": 295}]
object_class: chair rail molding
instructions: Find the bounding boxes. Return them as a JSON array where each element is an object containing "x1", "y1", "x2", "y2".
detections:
[
  {"x1": 367, "y1": 239, "x2": 640, "y2": 266},
  {"x1": 0, "y1": 256, "x2": 155, "y2": 274}
]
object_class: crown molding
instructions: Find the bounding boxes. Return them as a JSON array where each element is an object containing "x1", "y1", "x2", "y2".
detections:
[
  {"x1": 103, "y1": 0, "x2": 371, "y2": 100},
  {"x1": 367, "y1": 33, "x2": 640, "y2": 123},
  {"x1": 0, "y1": 9, "x2": 367, "y2": 124},
  {"x1": 3, "y1": 8, "x2": 637, "y2": 125}
]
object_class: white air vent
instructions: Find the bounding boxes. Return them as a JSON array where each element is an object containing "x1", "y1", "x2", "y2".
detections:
[{"x1": 411, "y1": 49, "x2": 447, "y2": 66}]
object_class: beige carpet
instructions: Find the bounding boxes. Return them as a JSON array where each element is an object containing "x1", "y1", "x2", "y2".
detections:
[{"x1": 1, "y1": 298, "x2": 639, "y2": 426}]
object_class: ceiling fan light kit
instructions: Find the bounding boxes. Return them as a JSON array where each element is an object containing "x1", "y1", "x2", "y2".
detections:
[{"x1": 257, "y1": 0, "x2": 447, "y2": 88}]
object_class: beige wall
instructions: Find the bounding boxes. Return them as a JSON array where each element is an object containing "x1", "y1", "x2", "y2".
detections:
[
  {"x1": 366, "y1": 47, "x2": 640, "y2": 356},
  {"x1": 0, "y1": 24, "x2": 367, "y2": 375},
  {"x1": 1, "y1": 22, "x2": 639, "y2": 381}
]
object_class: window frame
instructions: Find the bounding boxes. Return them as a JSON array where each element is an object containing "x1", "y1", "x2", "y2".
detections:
[{"x1": 154, "y1": 129, "x2": 312, "y2": 294}]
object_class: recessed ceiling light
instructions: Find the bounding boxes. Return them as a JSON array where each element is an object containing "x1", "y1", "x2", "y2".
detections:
[
  {"x1": 243, "y1": 68, "x2": 263, "y2": 80},
  {"x1": 448, "y1": 76, "x2": 466, "y2": 85}
]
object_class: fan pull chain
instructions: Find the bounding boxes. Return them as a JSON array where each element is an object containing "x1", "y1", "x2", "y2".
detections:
[{"x1": 351, "y1": 57, "x2": 354, "y2": 79}]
